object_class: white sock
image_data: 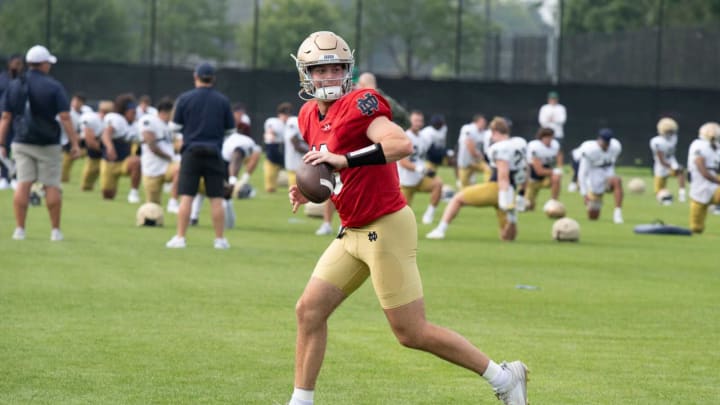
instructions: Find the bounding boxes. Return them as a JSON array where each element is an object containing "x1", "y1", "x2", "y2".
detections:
[
  {"x1": 168, "y1": 197, "x2": 178, "y2": 206},
  {"x1": 290, "y1": 388, "x2": 314, "y2": 404},
  {"x1": 130, "y1": 188, "x2": 138, "y2": 194},
  {"x1": 679, "y1": 189, "x2": 686, "y2": 196},
  {"x1": 424, "y1": 205, "x2": 436, "y2": 217},
  {"x1": 437, "y1": 220, "x2": 449, "y2": 232},
  {"x1": 321, "y1": 221, "x2": 331, "y2": 228},
  {"x1": 191, "y1": 194, "x2": 204, "y2": 220},
  {"x1": 483, "y1": 360, "x2": 511, "y2": 389}
]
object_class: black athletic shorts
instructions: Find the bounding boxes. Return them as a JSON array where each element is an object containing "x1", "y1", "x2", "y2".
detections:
[{"x1": 178, "y1": 145, "x2": 225, "y2": 197}]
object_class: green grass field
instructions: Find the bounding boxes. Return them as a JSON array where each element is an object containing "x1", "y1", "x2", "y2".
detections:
[{"x1": 1, "y1": 163, "x2": 719, "y2": 404}]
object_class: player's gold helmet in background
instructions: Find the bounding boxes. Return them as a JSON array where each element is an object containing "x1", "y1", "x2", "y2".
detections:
[
  {"x1": 292, "y1": 31, "x2": 354, "y2": 101},
  {"x1": 656, "y1": 117, "x2": 678, "y2": 137},
  {"x1": 698, "y1": 122, "x2": 720, "y2": 144}
]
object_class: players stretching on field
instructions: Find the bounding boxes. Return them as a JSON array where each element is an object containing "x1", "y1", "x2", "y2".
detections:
[
  {"x1": 650, "y1": 117, "x2": 686, "y2": 202},
  {"x1": 80, "y1": 100, "x2": 113, "y2": 191},
  {"x1": 100, "y1": 94, "x2": 142, "y2": 203},
  {"x1": 426, "y1": 117, "x2": 526, "y2": 241},
  {"x1": 687, "y1": 122, "x2": 720, "y2": 233},
  {"x1": 139, "y1": 98, "x2": 178, "y2": 205},
  {"x1": 456, "y1": 113, "x2": 491, "y2": 188},
  {"x1": 263, "y1": 102, "x2": 292, "y2": 192},
  {"x1": 525, "y1": 127, "x2": 563, "y2": 211},
  {"x1": 397, "y1": 110, "x2": 443, "y2": 225},
  {"x1": 284, "y1": 114, "x2": 309, "y2": 187},
  {"x1": 576, "y1": 128, "x2": 624, "y2": 224},
  {"x1": 60, "y1": 93, "x2": 92, "y2": 183},
  {"x1": 286, "y1": 31, "x2": 528, "y2": 405},
  {"x1": 189, "y1": 128, "x2": 262, "y2": 228}
]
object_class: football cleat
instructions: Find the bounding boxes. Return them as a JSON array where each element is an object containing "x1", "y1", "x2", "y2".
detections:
[
  {"x1": 613, "y1": 208, "x2": 624, "y2": 224},
  {"x1": 422, "y1": 211, "x2": 434, "y2": 225},
  {"x1": 50, "y1": 229, "x2": 63, "y2": 242},
  {"x1": 425, "y1": 228, "x2": 446, "y2": 240},
  {"x1": 166, "y1": 199, "x2": 179, "y2": 214},
  {"x1": 166, "y1": 235, "x2": 186, "y2": 248},
  {"x1": 213, "y1": 237, "x2": 230, "y2": 249},
  {"x1": 127, "y1": 189, "x2": 140, "y2": 204},
  {"x1": 12, "y1": 227, "x2": 25, "y2": 240},
  {"x1": 315, "y1": 222, "x2": 333, "y2": 236},
  {"x1": 494, "y1": 361, "x2": 529, "y2": 405}
]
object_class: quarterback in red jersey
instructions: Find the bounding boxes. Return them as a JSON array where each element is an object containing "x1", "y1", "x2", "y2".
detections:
[{"x1": 286, "y1": 31, "x2": 528, "y2": 405}]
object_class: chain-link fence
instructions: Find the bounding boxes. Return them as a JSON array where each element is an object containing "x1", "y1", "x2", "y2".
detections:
[{"x1": 1, "y1": 0, "x2": 719, "y2": 89}]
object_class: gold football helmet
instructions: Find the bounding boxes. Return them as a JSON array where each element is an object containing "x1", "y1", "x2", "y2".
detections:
[
  {"x1": 698, "y1": 122, "x2": 720, "y2": 144},
  {"x1": 656, "y1": 117, "x2": 678, "y2": 137},
  {"x1": 291, "y1": 31, "x2": 354, "y2": 101}
]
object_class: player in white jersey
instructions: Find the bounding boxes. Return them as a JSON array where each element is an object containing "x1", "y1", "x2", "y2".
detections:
[
  {"x1": 525, "y1": 127, "x2": 563, "y2": 211},
  {"x1": 650, "y1": 117, "x2": 686, "y2": 201},
  {"x1": 79, "y1": 100, "x2": 113, "y2": 191},
  {"x1": 427, "y1": 117, "x2": 523, "y2": 241},
  {"x1": 419, "y1": 114, "x2": 447, "y2": 170},
  {"x1": 687, "y1": 122, "x2": 720, "y2": 233},
  {"x1": 456, "y1": 114, "x2": 491, "y2": 188},
  {"x1": 190, "y1": 130, "x2": 261, "y2": 229},
  {"x1": 576, "y1": 128, "x2": 624, "y2": 224},
  {"x1": 263, "y1": 102, "x2": 292, "y2": 192},
  {"x1": 100, "y1": 94, "x2": 141, "y2": 202},
  {"x1": 60, "y1": 93, "x2": 93, "y2": 183},
  {"x1": 139, "y1": 98, "x2": 178, "y2": 205},
  {"x1": 397, "y1": 110, "x2": 443, "y2": 225},
  {"x1": 136, "y1": 95, "x2": 158, "y2": 118},
  {"x1": 283, "y1": 115, "x2": 309, "y2": 187}
]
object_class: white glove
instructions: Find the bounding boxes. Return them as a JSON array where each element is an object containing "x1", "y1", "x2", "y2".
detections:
[
  {"x1": 414, "y1": 163, "x2": 426, "y2": 174},
  {"x1": 239, "y1": 172, "x2": 250, "y2": 185},
  {"x1": 552, "y1": 167, "x2": 563, "y2": 176},
  {"x1": 228, "y1": 176, "x2": 238, "y2": 185}
]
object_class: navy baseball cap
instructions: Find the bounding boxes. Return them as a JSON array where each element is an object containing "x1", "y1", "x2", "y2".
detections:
[
  {"x1": 598, "y1": 128, "x2": 614, "y2": 142},
  {"x1": 195, "y1": 62, "x2": 215, "y2": 78}
]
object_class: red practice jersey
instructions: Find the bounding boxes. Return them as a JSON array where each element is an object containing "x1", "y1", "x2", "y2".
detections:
[{"x1": 298, "y1": 88, "x2": 407, "y2": 228}]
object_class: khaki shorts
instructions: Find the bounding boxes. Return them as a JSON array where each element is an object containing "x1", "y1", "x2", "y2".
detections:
[
  {"x1": 526, "y1": 176, "x2": 552, "y2": 205},
  {"x1": 143, "y1": 162, "x2": 178, "y2": 204},
  {"x1": 458, "y1": 161, "x2": 491, "y2": 188},
  {"x1": 401, "y1": 176, "x2": 437, "y2": 205},
  {"x1": 81, "y1": 157, "x2": 101, "y2": 191},
  {"x1": 264, "y1": 160, "x2": 282, "y2": 192},
  {"x1": 458, "y1": 181, "x2": 509, "y2": 229},
  {"x1": 312, "y1": 205, "x2": 424, "y2": 309},
  {"x1": 689, "y1": 189, "x2": 720, "y2": 233},
  {"x1": 100, "y1": 159, "x2": 132, "y2": 191},
  {"x1": 11, "y1": 143, "x2": 62, "y2": 186}
]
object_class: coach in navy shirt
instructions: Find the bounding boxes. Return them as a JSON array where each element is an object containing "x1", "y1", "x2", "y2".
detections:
[
  {"x1": 0, "y1": 54, "x2": 24, "y2": 188},
  {"x1": 166, "y1": 62, "x2": 235, "y2": 249},
  {"x1": 0, "y1": 45, "x2": 80, "y2": 241}
]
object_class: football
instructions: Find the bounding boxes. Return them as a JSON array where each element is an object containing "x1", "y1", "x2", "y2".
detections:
[
  {"x1": 543, "y1": 199, "x2": 566, "y2": 218},
  {"x1": 628, "y1": 177, "x2": 646, "y2": 194},
  {"x1": 552, "y1": 217, "x2": 580, "y2": 242},
  {"x1": 296, "y1": 162, "x2": 335, "y2": 203}
]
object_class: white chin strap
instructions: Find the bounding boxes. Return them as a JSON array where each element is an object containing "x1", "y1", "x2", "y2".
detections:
[{"x1": 314, "y1": 86, "x2": 343, "y2": 100}]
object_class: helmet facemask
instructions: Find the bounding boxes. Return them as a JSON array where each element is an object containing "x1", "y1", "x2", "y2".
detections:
[{"x1": 291, "y1": 31, "x2": 355, "y2": 101}]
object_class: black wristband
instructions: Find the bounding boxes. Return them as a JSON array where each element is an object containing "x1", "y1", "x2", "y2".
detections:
[{"x1": 345, "y1": 143, "x2": 386, "y2": 168}]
